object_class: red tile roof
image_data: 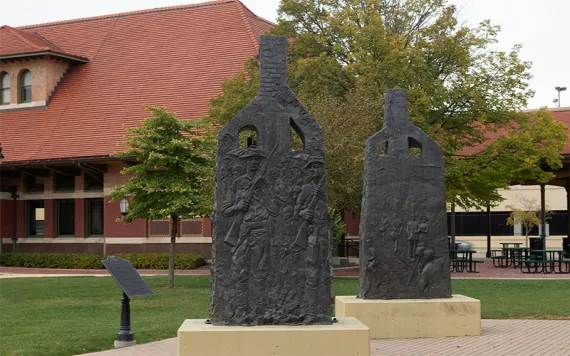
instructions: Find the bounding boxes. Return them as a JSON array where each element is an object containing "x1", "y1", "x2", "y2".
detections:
[
  {"x1": 0, "y1": 25, "x2": 87, "y2": 60},
  {"x1": 460, "y1": 108, "x2": 570, "y2": 157},
  {"x1": 0, "y1": 0, "x2": 273, "y2": 164},
  {"x1": 538, "y1": 108, "x2": 570, "y2": 156}
]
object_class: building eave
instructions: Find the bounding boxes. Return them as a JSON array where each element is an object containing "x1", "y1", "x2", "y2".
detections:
[
  {"x1": 0, "y1": 51, "x2": 89, "y2": 63},
  {"x1": 0, "y1": 155, "x2": 116, "y2": 168}
]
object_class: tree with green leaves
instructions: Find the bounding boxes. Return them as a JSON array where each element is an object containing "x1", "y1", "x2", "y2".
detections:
[
  {"x1": 506, "y1": 196, "x2": 551, "y2": 248},
  {"x1": 206, "y1": 0, "x2": 567, "y2": 214},
  {"x1": 108, "y1": 106, "x2": 215, "y2": 288}
]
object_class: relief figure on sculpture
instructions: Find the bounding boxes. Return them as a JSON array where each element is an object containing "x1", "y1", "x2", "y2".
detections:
[
  {"x1": 406, "y1": 215, "x2": 420, "y2": 259},
  {"x1": 291, "y1": 157, "x2": 330, "y2": 323},
  {"x1": 220, "y1": 146, "x2": 279, "y2": 324},
  {"x1": 418, "y1": 247, "x2": 446, "y2": 295}
]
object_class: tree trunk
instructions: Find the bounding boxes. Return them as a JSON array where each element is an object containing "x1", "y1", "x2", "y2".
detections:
[{"x1": 168, "y1": 215, "x2": 178, "y2": 289}]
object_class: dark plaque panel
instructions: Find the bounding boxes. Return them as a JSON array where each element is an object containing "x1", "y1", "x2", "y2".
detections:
[
  {"x1": 102, "y1": 256, "x2": 154, "y2": 297},
  {"x1": 359, "y1": 89, "x2": 452, "y2": 299},
  {"x1": 210, "y1": 35, "x2": 333, "y2": 326}
]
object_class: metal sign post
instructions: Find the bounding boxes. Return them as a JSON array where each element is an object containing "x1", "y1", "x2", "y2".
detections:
[{"x1": 102, "y1": 256, "x2": 154, "y2": 349}]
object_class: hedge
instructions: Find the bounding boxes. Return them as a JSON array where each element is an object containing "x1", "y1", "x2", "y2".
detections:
[{"x1": 0, "y1": 253, "x2": 207, "y2": 270}]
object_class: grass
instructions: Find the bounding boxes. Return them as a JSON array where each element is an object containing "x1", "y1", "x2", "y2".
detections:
[{"x1": 1, "y1": 276, "x2": 569, "y2": 356}]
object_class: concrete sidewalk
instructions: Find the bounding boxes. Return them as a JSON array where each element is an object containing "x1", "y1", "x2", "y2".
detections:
[
  {"x1": 78, "y1": 319, "x2": 570, "y2": 356},
  {"x1": 0, "y1": 266, "x2": 210, "y2": 278},
  {"x1": 3, "y1": 258, "x2": 570, "y2": 279}
]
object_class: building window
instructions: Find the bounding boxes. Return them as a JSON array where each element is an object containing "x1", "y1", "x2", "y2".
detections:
[
  {"x1": 25, "y1": 175, "x2": 45, "y2": 193},
  {"x1": 0, "y1": 72, "x2": 9, "y2": 105},
  {"x1": 19, "y1": 69, "x2": 32, "y2": 103},
  {"x1": 54, "y1": 172, "x2": 75, "y2": 191},
  {"x1": 56, "y1": 199, "x2": 75, "y2": 236},
  {"x1": 84, "y1": 171, "x2": 104, "y2": 191},
  {"x1": 26, "y1": 200, "x2": 45, "y2": 237},
  {"x1": 86, "y1": 198, "x2": 104, "y2": 236},
  {"x1": 447, "y1": 211, "x2": 514, "y2": 236}
]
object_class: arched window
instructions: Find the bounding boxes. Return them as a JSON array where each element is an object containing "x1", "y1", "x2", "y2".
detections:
[
  {"x1": 239, "y1": 125, "x2": 258, "y2": 148},
  {"x1": 19, "y1": 70, "x2": 32, "y2": 103},
  {"x1": 0, "y1": 72, "x2": 9, "y2": 105}
]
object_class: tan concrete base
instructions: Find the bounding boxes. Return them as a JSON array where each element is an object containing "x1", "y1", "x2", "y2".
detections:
[
  {"x1": 113, "y1": 339, "x2": 136, "y2": 348},
  {"x1": 177, "y1": 317, "x2": 369, "y2": 356},
  {"x1": 335, "y1": 295, "x2": 480, "y2": 339}
]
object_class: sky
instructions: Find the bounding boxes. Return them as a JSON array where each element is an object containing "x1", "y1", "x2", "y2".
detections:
[{"x1": 2, "y1": 0, "x2": 568, "y2": 110}]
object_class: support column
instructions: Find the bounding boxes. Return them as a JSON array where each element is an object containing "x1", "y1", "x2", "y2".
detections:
[
  {"x1": 566, "y1": 176, "x2": 570, "y2": 239},
  {"x1": 115, "y1": 292, "x2": 135, "y2": 348},
  {"x1": 540, "y1": 184, "x2": 546, "y2": 241},
  {"x1": 486, "y1": 204, "x2": 491, "y2": 258},
  {"x1": 450, "y1": 202, "x2": 456, "y2": 249},
  {"x1": 11, "y1": 192, "x2": 19, "y2": 252}
]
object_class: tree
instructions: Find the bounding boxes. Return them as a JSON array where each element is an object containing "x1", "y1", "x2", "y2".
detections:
[
  {"x1": 108, "y1": 106, "x2": 215, "y2": 288},
  {"x1": 506, "y1": 197, "x2": 551, "y2": 248},
  {"x1": 206, "y1": 0, "x2": 567, "y2": 212}
]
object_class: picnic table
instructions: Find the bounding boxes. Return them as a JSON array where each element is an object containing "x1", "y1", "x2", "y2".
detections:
[
  {"x1": 500, "y1": 242, "x2": 522, "y2": 248},
  {"x1": 449, "y1": 249, "x2": 481, "y2": 273},
  {"x1": 490, "y1": 244, "x2": 533, "y2": 268},
  {"x1": 519, "y1": 249, "x2": 570, "y2": 274}
]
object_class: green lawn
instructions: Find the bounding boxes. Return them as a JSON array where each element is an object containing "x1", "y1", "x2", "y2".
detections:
[{"x1": 1, "y1": 276, "x2": 569, "y2": 356}]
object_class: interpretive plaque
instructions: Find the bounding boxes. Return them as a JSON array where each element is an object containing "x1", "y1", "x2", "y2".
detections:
[
  {"x1": 102, "y1": 256, "x2": 154, "y2": 297},
  {"x1": 102, "y1": 256, "x2": 153, "y2": 348}
]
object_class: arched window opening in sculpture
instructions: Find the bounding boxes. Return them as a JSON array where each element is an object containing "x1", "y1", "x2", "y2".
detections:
[
  {"x1": 0, "y1": 72, "x2": 10, "y2": 105},
  {"x1": 408, "y1": 137, "x2": 422, "y2": 159},
  {"x1": 290, "y1": 118, "x2": 305, "y2": 151},
  {"x1": 379, "y1": 141, "x2": 389, "y2": 155},
  {"x1": 238, "y1": 125, "x2": 258, "y2": 148},
  {"x1": 19, "y1": 69, "x2": 32, "y2": 103}
]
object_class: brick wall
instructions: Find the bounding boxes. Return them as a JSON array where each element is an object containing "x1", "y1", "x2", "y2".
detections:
[
  {"x1": 344, "y1": 209, "x2": 361, "y2": 237},
  {"x1": 0, "y1": 57, "x2": 68, "y2": 104},
  {"x1": 0, "y1": 200, "x2": 15, "y2": 238}
]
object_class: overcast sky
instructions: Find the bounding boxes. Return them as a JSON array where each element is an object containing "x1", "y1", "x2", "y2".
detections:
[{"x1": 2, "y1": 0, "x2": 568, "y2": 110}]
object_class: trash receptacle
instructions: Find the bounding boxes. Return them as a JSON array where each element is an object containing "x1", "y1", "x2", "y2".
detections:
[{"x1": 530, "y1": 237, "x2": 545, "y2": 259}]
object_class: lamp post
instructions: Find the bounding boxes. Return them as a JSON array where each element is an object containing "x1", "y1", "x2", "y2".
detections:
[{"x1": 555, "y1": 87, "x2": 567, "y2": 107}]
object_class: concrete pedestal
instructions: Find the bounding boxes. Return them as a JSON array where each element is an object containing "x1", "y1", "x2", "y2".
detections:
[
  {"x1": 113, "y1": 340, "x2": 136, "y2": 348},
  {"x1": 177, "y1": 317, "x2": 369, "y2": 356},
  {"x1": 335, "y1": 295, "x2": 480, "y2": 339}
]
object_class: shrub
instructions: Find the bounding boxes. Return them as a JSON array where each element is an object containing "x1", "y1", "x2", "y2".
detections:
[{"x1": 0, "y1": 253, "x2": 207, "y2": 270}]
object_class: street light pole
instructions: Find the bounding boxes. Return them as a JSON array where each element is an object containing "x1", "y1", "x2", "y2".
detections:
[{"x1": 555, "y1": 87, "x2": 567, "y2": 108}]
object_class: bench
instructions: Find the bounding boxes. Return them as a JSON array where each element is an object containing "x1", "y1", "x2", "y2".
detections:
[
  {"x1": 490, "y1": 255, "x2": 509, "y2": 267},
  {"x1": 518, "y1": 259, "x2": 560, "y2": 273},
  {"x1": 451, "y1": 259, "x2": 483, "y2": 273}
]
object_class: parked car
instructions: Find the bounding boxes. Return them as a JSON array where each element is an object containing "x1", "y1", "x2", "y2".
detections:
[{"x1": 454, "y1": 240, "x2": 472, "y2": 250}]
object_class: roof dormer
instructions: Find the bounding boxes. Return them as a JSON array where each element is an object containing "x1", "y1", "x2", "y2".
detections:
[{"x1": 0, "y1": 26, "x2": 88, "y2": 111}]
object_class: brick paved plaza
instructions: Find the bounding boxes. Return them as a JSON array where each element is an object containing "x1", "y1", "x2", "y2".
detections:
[{"x1": 78, "y1": 319, "x2": 570, "y2": 356}]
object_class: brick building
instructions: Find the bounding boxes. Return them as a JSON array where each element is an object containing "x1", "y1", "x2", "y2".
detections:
[
  {"x1": 1, "y1": 0, "x2": 568, "y2": 258},
  {"x1": 0, "y1": 0, "x2": 273, "y2": 257}
]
